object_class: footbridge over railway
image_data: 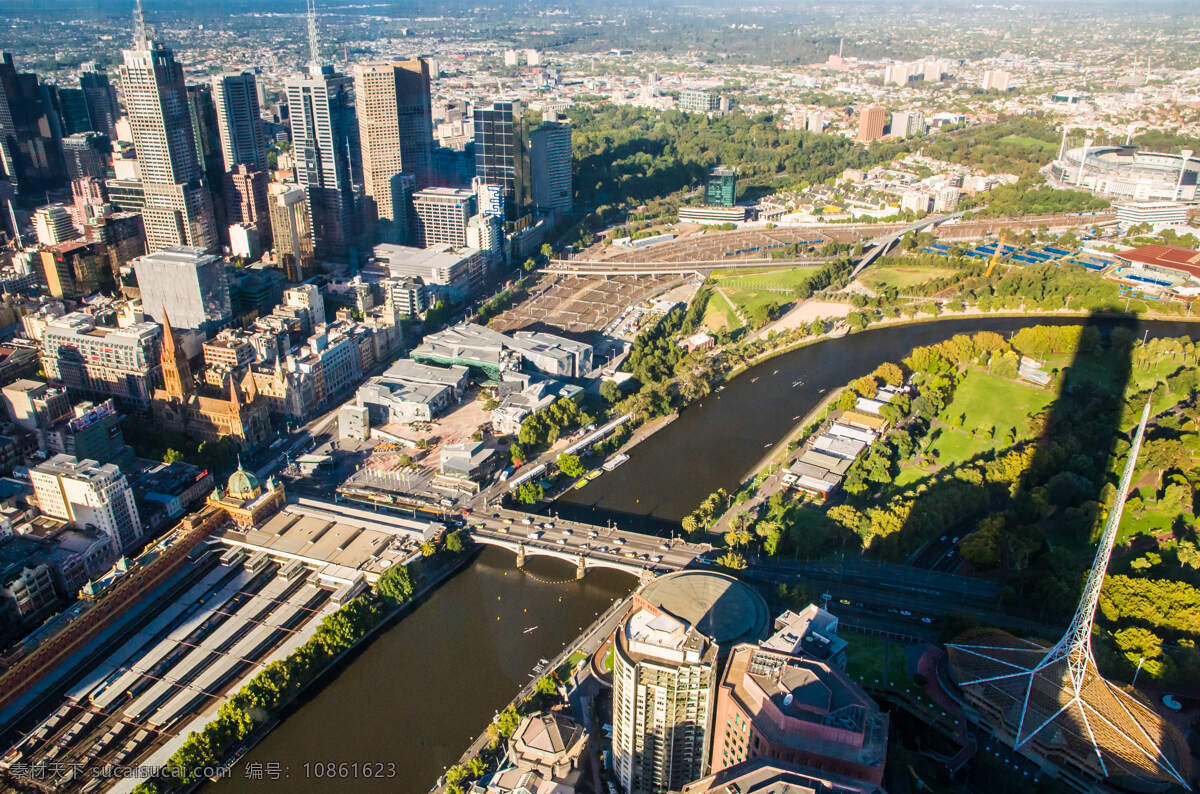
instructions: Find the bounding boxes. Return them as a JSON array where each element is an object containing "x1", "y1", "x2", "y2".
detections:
[{"x1": 850, "y1": 212, "x2": 964, "y2": 278}]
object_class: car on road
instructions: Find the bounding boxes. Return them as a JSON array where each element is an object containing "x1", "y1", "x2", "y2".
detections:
[
  {"x1": 523, "y1": 517, "x2": 534, "y2": 525},
  {"x1": 652, "y1": 555, "x2": 662, "y2": 563},
  {"x1": 496, "y1": 527, "x2": 508, "y2": 534},
  {"x1": 623, "y1": 552, "x2": 636, "y2": 558},
  {"x1": 556, "y1": 538, "x2": 567, "y2": 545},
  {"x1": 920, "y1": 617, "x2": 933, "y2": 624},
  {"x1": 528, "y1": 531, "x2": 543, "y2": 540},
  {"x1": 588, "y1": 531, "x2": 598, "y2": 538},
  {"x1": 614, "y1": 538, "x2": 626, "y2": 545},
  {"x1": 504, "y1": 518, "x2": 514, "y2": 525},
  {"x1": 659, "y1": 543, "x2": 669, "y2": 550},
  {"x1": 899, "y1": 609, "x2": 912, "y2": 616}
]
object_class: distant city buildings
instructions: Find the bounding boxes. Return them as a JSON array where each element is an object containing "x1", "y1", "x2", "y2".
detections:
[
  {"x1": 474, "y1": 100, "x2": 527, "y2": 224},
  {"x1": 981, "y1": 69, "x2": 1011, "y2": 92},
  {"x1": 888, "y1": 110, "x2": 926, "y2": 139},
  {"x1": 679, "y1": 88, "x2": 723, "y2": 113},
  {"x1": 411, "y1": 187, "x2": 474, "y2": 247}
]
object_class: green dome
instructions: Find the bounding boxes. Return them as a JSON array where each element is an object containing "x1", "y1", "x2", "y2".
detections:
[{"x1": 226, "y1": 461, "x2": 261, "y2": 498}]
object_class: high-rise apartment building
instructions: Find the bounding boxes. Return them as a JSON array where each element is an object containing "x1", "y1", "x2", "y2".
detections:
[
  {"x1": 611, "y1": 571, "x2": 769, "y2": 794},
  {"x1": 31, "y1": 454, "x2": 143, "y2": 551},
  {"x1": 411, "y1": 187, "x2": 473, "y2": 247},
  {"x1": 888, "y1": 110, "x2": 926, "y2": 139},
  {"x1": 473, "y1": 100, "x2": 527, "y2": 224},
  {"x1": 0, "y1": 52, "x2": 67, "y2": 197},
  {"x1": 133, "y1": 246, "x2": 232, "y2": 334},
  {"x1": 118, "y1": 18, "x2": 217, "y2": 252},
  {"x1": 79, "y1": 65, "x2": 120, "y2": 140},
  {"x1": 211, "y1": 72, "x2": 267, "y2": 172},
  {"x1": 355, "y1": 59, "x2": 433, "y2": 234},
  {"x1": 981, "y1": 69, "x2": 1011, "y2": 92},
  {"x1": 62, "y1": 132, "x2": 110, "y2": 182},
  {"x1": 34, "y1": 204, "x2": 79, "y2": 245},
  {"x1": 679, "y1": 89, "x2": 720, "y2": 113},
  {"x1": 268, "y1": 182, "x2": 315, "y2": 281},
  {"x1": 529, "y1": 121, "x2": 572, "y2": 215},
  {"x1": 855, "y1": 106, "x2": 887, "y2": 143},
  {"x1": 40, "y1": 240, "x2": 114, "y2": 299},
  {"x1": 40, "y1": 312, "x2": 162, "y2": 410}
]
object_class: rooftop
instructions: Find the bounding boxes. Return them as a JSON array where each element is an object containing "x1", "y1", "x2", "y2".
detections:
[
  {"x1": 1118, "y1": 244, "x2": 1200, "y2": 279},
  {"x1": 637, "y1": 570, "x2": 769, "y2": 647}
]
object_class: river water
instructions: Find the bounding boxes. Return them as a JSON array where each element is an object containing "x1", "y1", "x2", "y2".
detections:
[
  {"x1": 218, "y1": 548, "x2": 634, "y2": 793},
  {"x1": 217, "y1": 315, "x2": 1200, "y2": 792}
]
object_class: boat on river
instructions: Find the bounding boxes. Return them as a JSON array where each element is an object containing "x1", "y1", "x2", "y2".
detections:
[{"x1": 602, "y1": 454, "x2": 629, "y2": 472}]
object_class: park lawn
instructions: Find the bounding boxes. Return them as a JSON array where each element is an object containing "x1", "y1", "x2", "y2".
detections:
[
  {"x1": 925, "y1": 428, "x2": 998, "y2": 469},
  {"x1": 893, "y1": 464, "x2": 929, "y2": 489},
  {"x1": 940, "y1": 368, "x2": 1054, "y2": 444},
  {"x1": 998, "y1": 134, "x2": 1058, "y2": 153},
  {"x1": 702, "y1": 291, "x2": 742, "y2": 332},
  {"x1": 1044, "y1": 351, "x2": 1190, "y2": 423},
  {"x1": 1115, "y1": 505, "x2": 1176, "y2": 545},
  {"x1": 863, "y1": 264, "x2": 956, "y2": 291},
  {"x1": 716, "y1": 267, "x2": 814, "y2": 292},
  {"x1": 722, "y1": 285, "x2": 792, "y2": 323},
  {"x1": 843, "y1": 631, "x2": 914, "y2": 691}
]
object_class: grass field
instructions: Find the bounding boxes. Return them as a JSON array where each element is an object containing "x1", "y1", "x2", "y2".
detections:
[
  {"x1": 716, "y1": 268, "x2": 814, "y2": 292},
  {"x1": 722, "y1": 285, "x2": 788, "y2": 321},
  {"x1": 702, "y1": 290, "x2": 742, "y2": 332},
  {"x1": 863, "y1": 264, "x2": 956, "y2": 291},
  {"x1": 999, "y1": 134, "x2": 1058, "y2": 153},
  {"x1": 844, "y1": 631, "x2": 914, "y2": 691},
  {"x1": 940, "y1": 368, "x2": 1054, "y2": 444},
  {"x1": 925, "y1": 428, "x2": 999, "y2": 469}
]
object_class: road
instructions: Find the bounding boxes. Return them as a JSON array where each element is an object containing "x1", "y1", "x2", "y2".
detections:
[{"x1": 467, "y1": 506, "x2": 710, "y2": 576}]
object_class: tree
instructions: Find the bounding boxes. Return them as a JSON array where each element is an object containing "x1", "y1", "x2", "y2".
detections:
[
  {"x1": 163, "y1": 448, "x2": 185, "y2": 464},
  {"x1": 716, "y1": 551, "x2": 747, "y2": 570},
  {"x1": 557, "y1": 453, "x2": 586, "y2": 479},
  {"x1": 516, "y1": 481, "x2": 543, "y2": 504},
  {"x1": 534, "y1": 675, "x2": 559, "y2": 696},
  {"x1": 872, "y1": 362, "x2": 904, "y2": 386},
  {"x1": 445, "y1": 530, "x2": 464, "y2": 553},
  {"x1": 509, "y1": 444, "x2": 525, "y2": 465},
  {"x1": 376, "y1": 564, "x2": 416, "y2": 605},
  {"x1": 419, "y1": 540, "x2": 436, "y2": 557},
  {"x1": 599, "y1": 380, "x2": 622, "y2": 403},
  {"x1": 837, "y1": 390, "x2": 858, "y2": 411}
]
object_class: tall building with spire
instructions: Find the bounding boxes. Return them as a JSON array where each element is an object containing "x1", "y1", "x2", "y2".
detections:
[
  {"x1": 285, "y1": 0, "x2": 361, "y2": 262},
  {"x1": 354, "y1": 59, "x2": 433, "y2": 238},
  {"x1": 151, "y1": 311, "x2": 270, "y2": 446},
  {"x1": 118, "y1": 0, "x2": 218, "y2": 252}
]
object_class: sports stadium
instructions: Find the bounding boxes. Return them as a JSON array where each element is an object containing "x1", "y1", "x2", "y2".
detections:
[{"x1": 1050, "y1": 145, "x2": 1199, "y2": 201}]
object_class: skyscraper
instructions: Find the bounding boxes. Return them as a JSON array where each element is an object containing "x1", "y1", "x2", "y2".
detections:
[
  {"x1": 79, "y1": 65, "x2": 120, "y2": 140},
  {"x1": 51, "y1": 86, "x2": 93, "y2": 136},
  {"x1": 0, "y1": 52, "x2": 67, "y2": 196},
  {"x1": 704, "y1": 167, "x2": 737, "y2": 208},
  {"x1": 285, "y1": 0, "x2": 361, "y2": 262},
  {"x1": 354, "y1": 59, "x2": 433, "y2": 235},
  {"x1": 287, "y1": 67, "x2": 359, "y2": 260},
  {"x1": 611, "y1": 571, "x2": 769, "y2": 794},
  {"x1": 474, "y1": 100, "x2": 527, "y2": 224},
  {"x1": 118, "y1": 8, "x2": 217, "y2": 252},
  {"x1": 62, "y1": 132, "x2": 110, "y2": 182},
  {"x1": 411, "y1": 187, "x2": 473, "y2": 247},
  {"x1": 529, "y1": 120, "x2": 572, "y2": 216},
  {"x1": 186, "y1": 83, "x2": 229, "y2": 242},
  {"x1": 212, "y1": 72, "x2": 267, "y2": 171},
  {"x1": 268, "y1": 182, "x2": 315, "y2": 282},
  {"x1": 225, "y1": 164, "x2": 270, "y2": 247},
  {"x1": 855, "y1": 105, "x2": 887, "y2": 143}
]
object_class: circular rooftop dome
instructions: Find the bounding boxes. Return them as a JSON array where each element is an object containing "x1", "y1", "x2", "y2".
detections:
[
  {"x1": 638, "y1": 570, "x2": 769, "y2": 647},
  {"x1": 226, "y1": 463, "x2": 261, "y2": 499}
]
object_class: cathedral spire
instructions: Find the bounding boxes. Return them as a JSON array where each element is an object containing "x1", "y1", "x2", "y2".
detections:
[{"x1": 159, "y1": 310, "x2": 192, "y2": 399}]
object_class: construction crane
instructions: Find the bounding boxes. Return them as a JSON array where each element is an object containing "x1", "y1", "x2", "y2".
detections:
[{"x1": 985, "y1": 232, "x2": 1006, "y2": 278}]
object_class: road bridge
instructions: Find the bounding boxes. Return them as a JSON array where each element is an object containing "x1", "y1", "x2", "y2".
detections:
[
  {"x1": 849, "y1": 212, "x2": 963, "y2": 279},
  {"x1": 546, "y1": 258, "x2": 831, "y2": 276},
  {"x1": 466, "y1": 509, "x2": 711, "y2": 581}
]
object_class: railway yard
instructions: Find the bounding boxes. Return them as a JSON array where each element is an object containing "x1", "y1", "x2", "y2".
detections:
[{"x1": 2, "y1": 548, "x2": 340, "y2": 793}]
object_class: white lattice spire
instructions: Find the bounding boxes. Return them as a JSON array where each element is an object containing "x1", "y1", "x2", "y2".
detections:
[
  {"x1": 307, "y1": 0, "x2": 322, "y2": 70},
  {"x1": 948, "y1": 394, "x2": 1190, "y2": 789}
]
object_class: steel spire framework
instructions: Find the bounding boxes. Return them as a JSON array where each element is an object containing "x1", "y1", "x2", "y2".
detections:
[
  {"x1": 307, "y1": 0, "x2": 322, "y2": 70},
  {"x1": 948, "y1": 396, "x2": 1191, "y2": 790}
]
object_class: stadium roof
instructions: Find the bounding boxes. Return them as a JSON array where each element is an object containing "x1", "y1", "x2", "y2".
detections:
[{"x1": 1118, "y1": 245, "x2": 1200, "y2": 279}]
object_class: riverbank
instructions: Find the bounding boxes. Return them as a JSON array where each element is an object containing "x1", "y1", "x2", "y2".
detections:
[
  {"x1": 439, "y1": 585, "x2": 635, "y2": 793},
  {"x1": 178, "y1": 550, "x2": 478, "y2": 794}
]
